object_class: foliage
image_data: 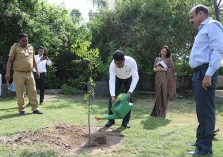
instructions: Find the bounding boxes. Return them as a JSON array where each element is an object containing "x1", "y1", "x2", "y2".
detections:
[
  {"x1": 83, "y1": 78, "x2": 96, "y2": 103},
  {"x1": 88, "y1": 0, "x2": 108, "y2": 8},
  {"x1": 45, "y1": 65, "x2": 59, "y2": 89},
  {"x1": 0, "y1": 0, "x2": 103, "y2": 88},
  {"x1": 218, "y1": 66, "x2": 223, "y2": 76},
  {"x1": 67, "y1": 77, "x2": 86, "y2": 90},
  {"x1": 61, "y1": 84, "x2": 82, "y2": 95},
  {"x1": 0, "y1": 0, "x2": 220, "y2": 89},
  {"x1": 174, "y1": 62, "x2": 192, "y2": 79},
  {"x1": 92, "y1": 61, "x2": 109, "y2": 81},
  {"x1": 88, "y1": 0, "x2": 212, "y2": 78}
]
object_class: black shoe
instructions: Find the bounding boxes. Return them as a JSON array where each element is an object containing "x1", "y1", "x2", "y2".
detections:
[
  {"x1": 122, "y1": 123, "x2": 130, "y2": 128},
  {"x1": 33, "y1": 110, "x2": 43, "y2": 114},
  {"x1": 104, "y1": 121, "x2": 115, "y2": 128},
  {"x1": 213, "y1": 128, "x2": 220, "y2": 136},
  {"x1": 19, "y1": 111, "x2": 25, "y2": 116},
  {"x1": 40, "y1": 100, "x2": 44, "y2": 105},
  {"x1": 187, "y1": 149, "x2": 212, "y2": 155}
]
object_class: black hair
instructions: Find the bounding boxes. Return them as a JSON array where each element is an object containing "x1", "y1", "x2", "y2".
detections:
[
  {"x1": 159, "y1": 45, "x2": 171, "y2": 58},
  {"x1": 17, "y1": 33, "x2": 28, "y2": 39},
  {"x1": 194, "y1": 5, "x2": 209, "y2": 15},
  {"x1": 113, "y1": 50, "x2": 124, "y2": 61},
  {"x1": 38, "y1": 46, "x2": 45, "y2": 50}
]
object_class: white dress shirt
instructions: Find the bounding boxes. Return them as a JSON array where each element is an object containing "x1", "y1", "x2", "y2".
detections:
[
  {"x1": 109, "y1": 56, "x2": 139, "y2": 97},
  {"x1": 33, "y1": 55, "x2": 52, "y2": 73}
]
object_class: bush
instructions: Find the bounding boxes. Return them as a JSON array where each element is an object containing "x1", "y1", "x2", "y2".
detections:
[
  {"x1": 61, "y1": 84, "x2": 82, "y2": 95},
  {"x1": 174, "y1": 61, "x2": 192, "y2": 79},
  {"x1": 66, "y1": 76, "x2": 86, "y2": 90},
  {"x1": 46, "y1": 65, "x2": 60, "y2": 89},
  {"x1": 218, "y1": 66, "x2": 223, "y2": 76},
  {"x1": 92, "y1": 63, "x2": 109, "y2": 81}
]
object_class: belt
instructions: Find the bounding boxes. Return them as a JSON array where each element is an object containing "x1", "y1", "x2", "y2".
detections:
[
  {"x1": 33, "y1": 72, "x2": 45, "y2": 74},
  {"x1": 192, "y1": 63, "x2": 209, "y2": 73},
  {"x1": 15, "y1": 70, "x2": 31, "y2": 73}
]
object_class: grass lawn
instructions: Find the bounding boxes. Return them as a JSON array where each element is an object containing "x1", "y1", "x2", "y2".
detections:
[{"x1": 0, "y1": 94, "x2": 222, "y2": 157}]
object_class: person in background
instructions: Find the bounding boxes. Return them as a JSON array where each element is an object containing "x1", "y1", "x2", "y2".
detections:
[
  {"x1": 187, "y1": 5, "x2": 223, "y2": 155},
  {"x1": 5, "y1": 33, "x2": 43, "y2": 115},
  {"x1": 150, "y1": 46, "x2": 176, "y2": 117},
  {"x1": 104, "y1": 50, "x2": 139, "y2": 128},
  {"x1": 33, "y1": 46, "x2": 52, "y2": 104}
]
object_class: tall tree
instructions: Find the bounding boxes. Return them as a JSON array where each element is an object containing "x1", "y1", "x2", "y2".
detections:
[
  {"x1": 88, "y1": 0, "x2": 209, "y2": 80},
  {"x1": 210, "y1": 0, "x2": 222, "y2": 21},
  {"x1": 88, "y1": 0, "x2": 108, "y2": 8}
]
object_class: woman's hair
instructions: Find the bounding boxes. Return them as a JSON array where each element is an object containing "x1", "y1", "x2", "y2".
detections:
[{"x1": 159, "y1": 45, "x2": 171, "y2": 58}]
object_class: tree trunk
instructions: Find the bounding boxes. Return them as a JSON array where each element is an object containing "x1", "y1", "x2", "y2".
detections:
[{"x1": 213, "y1": 0, "x2": 221, "y2": 21}]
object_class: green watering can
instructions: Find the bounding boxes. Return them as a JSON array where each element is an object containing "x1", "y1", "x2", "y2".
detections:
[{"x1": 95, "y1": 93, "x2": 134, "y2": 120}]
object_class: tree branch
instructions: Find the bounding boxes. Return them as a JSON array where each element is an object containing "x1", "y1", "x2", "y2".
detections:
[
  {"x1": 217, "y1": 0, "x2": 222, "y2": 7},
  {"x1": 219, "y1": 3, "x2": 223, "y2": 9}
]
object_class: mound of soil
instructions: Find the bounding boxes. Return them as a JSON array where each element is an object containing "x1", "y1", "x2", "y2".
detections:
[{"x1": 0, "y1": 124, "x2": 123, "y2": 153}]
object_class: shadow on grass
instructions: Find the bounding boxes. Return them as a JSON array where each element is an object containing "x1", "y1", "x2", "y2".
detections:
[
  {"x1": 176, "y1": 152, "x2": 213, "y2": 157},
  {"x1": 141, "y1": 116, "x2": 171, "y2": 130},
  {"x1": 44, "y1": 104, "x2": 73, "y2": 110},
  {"x1": 132, "y1": 104, "x2": 151, "y2": 119},
  {"x1": 0, "y1": 107, "x2": 17, "y2": 111},
  {"x1": 0, "y1": 113, "x2": 32, "y2": 120},
  {"x1": 0, "y1": 113, "x2": 19, "y2": 120}
]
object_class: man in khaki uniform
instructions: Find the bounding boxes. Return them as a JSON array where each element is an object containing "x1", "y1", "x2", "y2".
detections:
[{"x1": 5, "y1": 33, "x2": 43, "y2": 116}]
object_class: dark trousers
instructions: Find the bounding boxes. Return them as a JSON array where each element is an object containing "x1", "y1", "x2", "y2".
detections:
[
  {"x1": 33, "y1": 72, "x2": 46, "y2": 103},
  {"x1": 108, "y1": 76, "x2": 132, "y2": 125},
  {"x1": 192, "y1": 65, "x2": 217, "y2": 152}
]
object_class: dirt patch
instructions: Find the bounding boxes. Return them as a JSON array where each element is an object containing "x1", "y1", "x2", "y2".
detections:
[{"x1": 0, "y1": 124, "x2": 123, "y2": 154}]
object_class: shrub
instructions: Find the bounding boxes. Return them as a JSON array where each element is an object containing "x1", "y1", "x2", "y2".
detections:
[{"x1": 61, "y1": 84, "x2": 82, "y2": 95}]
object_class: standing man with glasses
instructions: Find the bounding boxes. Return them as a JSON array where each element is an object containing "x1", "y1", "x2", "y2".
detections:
[
  {"x1": 33, "y1": 46, "x2": 52, "y2": 105},
  {"x1": 188, "y1": 5, "x2": 223, "y2": 155},
  {"x1": 5, "y1": 33, "x2": 43, "y2": 115}
]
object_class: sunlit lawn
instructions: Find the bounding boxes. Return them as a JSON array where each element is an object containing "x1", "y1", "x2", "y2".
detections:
[{"x1": 0, "y1": 94, "x2": 222, "y2": 157}]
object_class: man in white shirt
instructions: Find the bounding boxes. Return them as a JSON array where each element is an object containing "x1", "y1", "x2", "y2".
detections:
[
  {"x1": 33, "y1": 46, "x2": 52, "y2": 104},
  {"x1": 105, "y1": 50, "x2": 139, "y2": 128}
]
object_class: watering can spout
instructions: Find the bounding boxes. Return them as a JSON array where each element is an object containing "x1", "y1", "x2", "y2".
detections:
[
  {"x1": 95, "y1": 93, "x2": 134, "y2": 121},
  {"x1": 95, "y1": 114, "x2": 118, "y2": 121}
]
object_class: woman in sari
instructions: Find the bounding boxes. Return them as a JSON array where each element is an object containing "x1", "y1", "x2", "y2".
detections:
[{"x1": 150, "y1": 46, "x2": 176, "y2": 117}]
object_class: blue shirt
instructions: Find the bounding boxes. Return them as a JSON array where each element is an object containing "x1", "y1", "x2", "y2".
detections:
[{"x1": 189, "y1": 17, "x2": 223, "y2": 76}]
